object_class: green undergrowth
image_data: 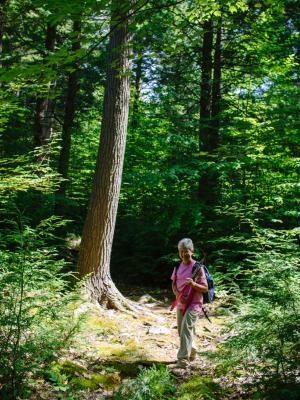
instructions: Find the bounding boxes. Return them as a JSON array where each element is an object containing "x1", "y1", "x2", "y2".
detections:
[
  {"x1": 251, "y1": 380, "x2": 300, "y2": 400},
  {"x1": 99, "y1": 361, "x2": 147, "y2": 377},
  {"x1": 176, "y1": 376, "x2": 229, "y2": 400},
  {"x1": 45, "y1": 359, "x2": 160, "y2": 395},
  {"x1": 113, "y1": 364, "x2": 177, "y2": 400},
  {"x1": 0, "y1": 216, "x2": 82, "y2": 399},
  {"x1": 45, "y1": 359, "x2": 121, "y2": 392}
]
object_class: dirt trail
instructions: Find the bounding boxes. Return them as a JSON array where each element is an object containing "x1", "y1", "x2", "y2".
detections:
[
  {"x1": 31, "y1": 288, "x2": 229, "y2": 399},
  {"x1": 77, "y1": 289, "x2": 225, "y2": 364}
]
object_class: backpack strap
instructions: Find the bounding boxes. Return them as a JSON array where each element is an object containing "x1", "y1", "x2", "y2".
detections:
[
  {"x1": 175, "y1": 260, "x2": 202, "y2": 282},
  {"x1": 193, "y1": 261, "x2": 213, "y2": 323},
  {"x1": 174, "y1": 263, "x2": 180, "y2": 283},
  {"x1": 192, "y1": 261, "x2": 202, "y2": 280}
]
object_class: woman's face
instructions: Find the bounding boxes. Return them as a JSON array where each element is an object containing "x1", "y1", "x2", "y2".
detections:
[{"x1": 179, "y1": 247, "x2": 193, "y2": 263}]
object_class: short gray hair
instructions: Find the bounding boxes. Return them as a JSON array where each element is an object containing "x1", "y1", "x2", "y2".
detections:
[{"x1": 178, "y1": 238, "x2": 194, "y2": 252}]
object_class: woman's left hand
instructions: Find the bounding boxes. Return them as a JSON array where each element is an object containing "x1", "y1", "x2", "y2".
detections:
[{"x1": 185, "y1": 278, "x2": 195, "y2": 287}]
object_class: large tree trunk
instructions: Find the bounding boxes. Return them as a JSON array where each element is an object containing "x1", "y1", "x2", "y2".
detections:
[
  {"x1": 34, "y1": 23, "x2": 56, "y2": 147},
  {"x1": 56, "y1": 19, "x2": 81, "y2": 206},
  {"x1": 78, "y1": 1, "x2": 134, "y2": 310}
]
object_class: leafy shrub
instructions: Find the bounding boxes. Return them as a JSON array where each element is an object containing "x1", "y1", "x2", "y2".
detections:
[
  {"x1": 252, "y1": 380, "x2": 300, "y2": 400},
  {"x1": 0, "y1": 216, "x2": 80, "y2": 399},
  {"x1": 113, "y1": 364, "x2": 176, "y2": 400}
]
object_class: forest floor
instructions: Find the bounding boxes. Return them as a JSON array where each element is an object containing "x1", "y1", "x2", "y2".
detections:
[{"x1": 30, "y1": 286, "x2": 249, "y2": 400}]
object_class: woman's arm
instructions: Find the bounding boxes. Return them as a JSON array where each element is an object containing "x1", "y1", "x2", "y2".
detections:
[{"x1": 172, "y1": 281, "x2": 179, "y2": 296}]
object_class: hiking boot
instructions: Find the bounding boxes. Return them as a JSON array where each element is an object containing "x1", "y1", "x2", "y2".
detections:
[
  {"x1": 190, "y1": 347, "x2": 197, "y2": 361},
  {"x1": 176, "y1": 359, "x2": 190, "y2": 369}
]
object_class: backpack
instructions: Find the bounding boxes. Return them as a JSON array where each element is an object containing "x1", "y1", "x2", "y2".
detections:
[
  {"x1": 175, "y1": 261, "x2": 215, "y2": 304},
  {"x1": 201, "y1": 264, "x2": 215, "y2": 304}
]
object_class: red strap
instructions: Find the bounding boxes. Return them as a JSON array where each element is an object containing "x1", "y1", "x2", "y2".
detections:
[
  {"x1": 181, "y1": 286, "x2": 194, "y2": 316},
  {"x1": 171, "y1": 263, "x2": 200, "y2": 315},
  {"x1": 170, "y1": 284, "x2": 194, "y2": 316},
  {"x1": 170, "y1": 285, "x2": 187, "y2": 311}
]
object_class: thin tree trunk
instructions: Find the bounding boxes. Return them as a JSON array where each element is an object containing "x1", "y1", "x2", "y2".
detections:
[
  {"x1": 211, "y1": 17, "x2": 222, "y2": 143},
  {"x1": 34, "y1": 23, "x2": 56, "y2": 147},
  {"x1": 131, "y1": 52, "x2": 143, "y2": 129},
  {"x1": 0, "y1": 0, "x2": 7, "y2": 69},
  {"x1": 56, "y1": 19, "x2": 81, "y2": 203},
  {"x1": 78, "y1": 0, "x2": 134, "y2": 310},
  {"x1": 199, "y1": 18, "x2": 215, "y2": 203},
  {"x1": 199, "y1": 19, "x2": 213, "y2": 151}
]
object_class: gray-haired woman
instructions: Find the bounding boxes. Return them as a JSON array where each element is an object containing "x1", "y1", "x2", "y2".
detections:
[{"x1": 171, "y1": 238, "x2": 208, "y2": 368}]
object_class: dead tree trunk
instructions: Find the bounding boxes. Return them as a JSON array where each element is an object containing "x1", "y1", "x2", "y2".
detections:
[
  {"x1": 34, "y1": 23, "x2": 56, "y2": 147},
  {"x1": 78, "y1": 1, "x2": 134, "y2": 310},
  {"x1": 56, "y1": 19, "x2": 81, "y2": 207}
]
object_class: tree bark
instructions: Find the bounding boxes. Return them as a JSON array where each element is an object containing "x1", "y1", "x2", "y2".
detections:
[
  {"x1": 34, "y1": 23, "x2": 56, "y2": 147},
  {"x1": 78, "y1": 0, "x2": 134, "y2": 310},
  {"x1": 56, "y1": 19, "x2": 81, "y2": 203}
]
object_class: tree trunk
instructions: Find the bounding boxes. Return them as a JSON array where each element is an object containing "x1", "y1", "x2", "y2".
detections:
[
  {"x1": 0, "y1": 0, "x2": 7, "y2": 69},
  {"x1": 199, "y1": 18, "x2": 215, "y2": 203},
  {"x1": 211, "y1": 17, "x2": 222, "y2": 143},
  {"x1": 34, "y1": 23, "x2": 56, "y2": 147},
  {"x1": 199, "y1": 19, "x2": 213, "y2": 151},
  {"x1": 56, "y1": 19, "x2": 81, "y2": 205},
  {"x1": 131, "y1": 52, "x2": 143, "y2": 129},
  {"x1": 78, "y1": 0, "x2": 134, "y2": 310}
]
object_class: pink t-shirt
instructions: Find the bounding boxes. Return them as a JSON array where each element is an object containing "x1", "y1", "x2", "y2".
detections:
[{"x1": 171, "y1": 260, "x2": 208, "y2": 312}]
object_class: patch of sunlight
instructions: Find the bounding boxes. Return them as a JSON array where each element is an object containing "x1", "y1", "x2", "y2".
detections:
[
  {"x1": 85, "y1": 313, "x2": 119, "y2": 334},
  {"x1": 97, "y1": 339, "x2": 146, "y2": 360},
  {"x1": 72, "y1": 372, "x2": 121, "y2": 390}
]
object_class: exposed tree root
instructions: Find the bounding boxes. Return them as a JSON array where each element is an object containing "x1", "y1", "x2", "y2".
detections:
[
  {"x1": 84, "y1": 275, "x2": 158, "y2": 318},
  {"x1": 105, "y1": 284, "x2": 160, "y2": 319}
]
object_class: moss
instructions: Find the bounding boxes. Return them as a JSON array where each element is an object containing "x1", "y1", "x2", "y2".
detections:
[
  {"x1": 99, "y1": 372, "x2": 121, "y2": 386},
  {"x1": 97, "y1": 343, "x2": 125, "y2": 357},
  {"x1": 85, "y1": 313, "x2": 119, "y2": 334},
  {"x1": 71, "y1": 372, "x2": 121, "y2": 390},
  {"x1": 97, "y1": 340, "x2": 143, "y2": 360},
  {"x1": 99, "y1": 361, "x2": 141, "y2": 377},
  {"x1": 48, "y1": 360, "x2": 121, "y2": 391},
  {"x1": 71, "y1": 377, "x2": 98, "y2": 390},
  {"x1": 177, "y1": 376, "x2": 228, "y2": 400},
  {"x1": 59, "y1": 360, "x2": 87, "y2": 375},
  {"x1": 47, "y1": 360, "x2": 87, "y2": 383}
]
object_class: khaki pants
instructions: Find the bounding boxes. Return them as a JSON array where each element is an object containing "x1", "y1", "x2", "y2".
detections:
[{"x1": 176, "y1": 308, "x2": 199, "y2": 360}]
